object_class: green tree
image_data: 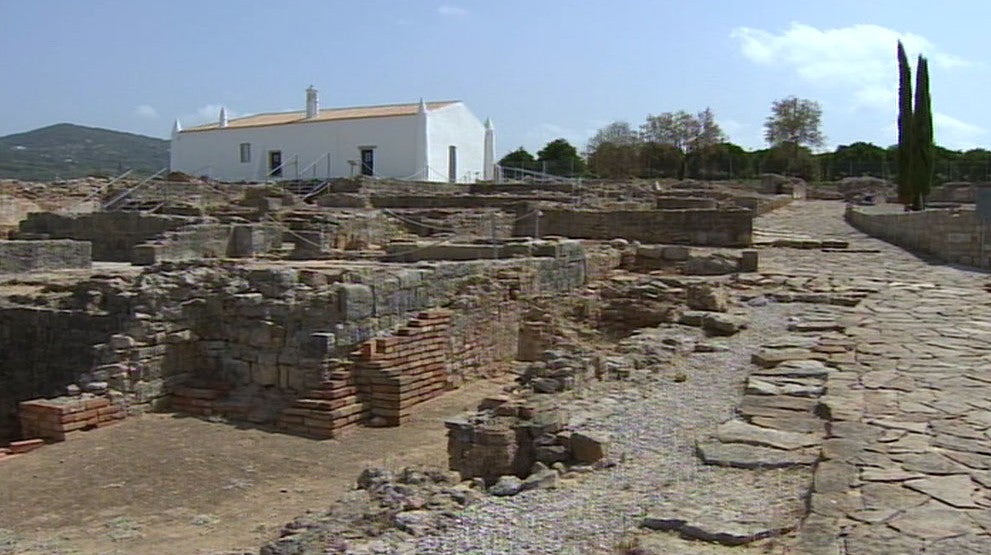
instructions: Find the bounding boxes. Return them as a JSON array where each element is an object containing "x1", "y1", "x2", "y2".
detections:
[
  {"x1": 707, "y1": 142, "x2": 754, "y2": 179},
  {"x1": 755, "y1": 144, "x2": 820, "y2": 181},
  {"x1": 586, "y1": 122, "x2": 642, "y2": 178},
  {"x1": 498, "y1": 147, "x2": 536, "y2": 171},
  {"x1": 824, "y1": 142, "x2": 889, "y2": 179},
  {"x1": 537, "y1": 138, "x2": 585, "y2": 177},
  {"x1": 897, "y1": 41, "x2": 913, "y2": 204},
  {"x1": 641, "y1": 107, "x2": 725, "y2": 179},
  {"x1": 764, "y1": 96, "x2": 825, "y2": 175},
  {"x1": 911, "y1": 55, "x2": 934, "y2": 209}
]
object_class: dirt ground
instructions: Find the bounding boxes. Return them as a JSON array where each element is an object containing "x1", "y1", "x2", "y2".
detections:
[{"x1": 0, "y1": 377, "x2": 509, "y2": 555}]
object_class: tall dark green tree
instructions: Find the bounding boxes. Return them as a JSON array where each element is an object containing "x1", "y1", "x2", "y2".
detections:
[
  {"x1": 896, "y1": 41, "x2": 913, "y2": 204},
  {"x1": 498, "y1": 147, "x2": 537, "y2": 171},
  {"x1": 912, "y1": 55, "x2": 934, "y2": 210},
  {"x1": 537, "y1": 138, "x2": 585, "y2": 176}
]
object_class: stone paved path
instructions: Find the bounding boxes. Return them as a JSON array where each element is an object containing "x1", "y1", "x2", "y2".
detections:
[{"x1": 757, "y1": 201, "x2": 991, "y2": 554}]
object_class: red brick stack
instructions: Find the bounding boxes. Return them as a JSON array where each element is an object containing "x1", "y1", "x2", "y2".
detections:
[
  {"x1": 354, "y1": 309, "x2": 452, "y2": 426},
  {"x1": 276, "y1": 362, "x2": 367, "y2": 439},
  {"x1": 0, "y1": 439, "x2": 45, "y2": 462},
  {"x1": 18, "y1": 394, "x2": 126, "y2": 442}
]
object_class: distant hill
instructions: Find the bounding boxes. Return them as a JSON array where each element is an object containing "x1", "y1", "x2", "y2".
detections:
[{"x1": 0, "y1": 123, "x2": 169, "y2": 181}]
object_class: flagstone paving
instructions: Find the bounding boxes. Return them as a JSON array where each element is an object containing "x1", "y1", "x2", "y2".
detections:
[{"x1": 757, "y1": 201, "x2": 991, "y2": 554}]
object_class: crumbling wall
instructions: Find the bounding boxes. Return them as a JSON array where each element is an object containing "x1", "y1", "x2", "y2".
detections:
[
  {"x1": 17, "y1": 211, "x2": 195, "y2": 261},
  {"x1": 0, "y1": 307, "x2": 123, "y2": 440},
  {"x1": 131, "y1": 223, "x2": 282, "y2": 265},
  {"x1": 381, "y1": 209, "x2": 514, "y2": 239},
  {"x1": 370, "y1": 194, "x2": 569, "y2": 210},
  {"x1": 281, "y1": 210, "x2": 405, "y2": 254},
  {"x1": 515, "y1": 206, "x2": 753, "y2": 247},
  {"x1": 2, "y1": 238, "x2": 594, "y2": 440},
  {"x1": 0, "y1": 240, "x2": 91, "y2": 272}
]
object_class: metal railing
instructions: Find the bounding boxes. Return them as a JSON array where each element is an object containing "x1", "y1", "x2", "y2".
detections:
[
  {"x1": 297, "y1": 152, "x2": 332, "y2": 179},
  {"x1": 496, "y1": 165, "x2": 577, "y2": 184},
  {"x1": 64, "y1": 169, "x2": 134, "y2": 213},
  {"x1": 101, "y1": 167, "x2": 168, "y2": 211}
]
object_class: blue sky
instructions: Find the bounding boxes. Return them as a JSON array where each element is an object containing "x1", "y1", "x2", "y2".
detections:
[{"x1": 1, "y1": 1, "x2": 989, "y2": 156}]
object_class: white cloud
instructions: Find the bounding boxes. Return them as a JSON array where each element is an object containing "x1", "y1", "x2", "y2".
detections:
[
  {"x1": 179, "y1": 104, "x2": 240, "y2": 126},
  {"x1": 731, "y1": 23, "x2": 969, "y2": 110},
  {"x1": 134, "y1": 104, "x2": 159, "y2": 119},
  {"x1": 438, "y1": 5, "x2": 468, "y2": 17},
  {"x1": 524, "y1": 122, "x2": 599, "y2": 154},
  {"x1": 934, "y1": 112, "x2": 986, "y2": 149}
]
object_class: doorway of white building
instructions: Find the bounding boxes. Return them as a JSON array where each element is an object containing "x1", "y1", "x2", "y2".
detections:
[
  {"x1": 268, "y1": 150, "x2": 283, "y2": 177},
  {"x1": 360, "y1": 148, "x2": 374, "y2": 176}
]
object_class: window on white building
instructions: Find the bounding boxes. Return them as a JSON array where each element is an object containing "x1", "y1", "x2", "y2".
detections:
[{"x1": 239, "y1": 143, "x2": 251, "y2": 163}]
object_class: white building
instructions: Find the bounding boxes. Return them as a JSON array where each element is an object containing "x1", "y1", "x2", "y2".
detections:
[{"x1": 169, "y1": 87, "x2": 496, "y2": 183}]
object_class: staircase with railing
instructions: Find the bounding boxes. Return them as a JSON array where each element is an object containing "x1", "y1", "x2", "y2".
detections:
[{"x1": 101, "y1": 167, "x2": 169, "y2": 212}]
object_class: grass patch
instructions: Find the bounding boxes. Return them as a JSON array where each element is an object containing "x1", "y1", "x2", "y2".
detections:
[
  {"x1": 191, "y1": 514, "x2": 219, "y2": 527},
  {"x1": 0, "y1": 529, "x2": 19, "y2": 554},
  {"x1": 106, "y1": 517, "x2": 142, "y2": 542}
]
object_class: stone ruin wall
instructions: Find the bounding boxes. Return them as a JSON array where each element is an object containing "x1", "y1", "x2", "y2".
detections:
[
  {"x1": 846, "y1": 205, "x2": 991, "y2": 268},
  {"x1": 0, "y1": 239, "x2": 91, "y2": 273},
  {"x1": 0, "y1": 242, "x2": 596, "y2": 442},
  {"x1": 17, "y1": 211, "x2": 195, "y2": 261},
  {"x1": 515, "y1": 205, "x2": 754, "y2": 247},
  {"x1": 0, "y1": 307, "x2": 123, "y2": 439}
]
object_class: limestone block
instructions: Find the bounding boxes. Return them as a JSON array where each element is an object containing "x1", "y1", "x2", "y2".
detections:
[
  {"x1": 570, "y1": 431, "x2": 611, "y2": 463},
  {"x1": 252, "y1": 361, "x2": 279, "y2": 386},
  {"x1": 338, "y1": 283, "x2": 374, "y2": 320},
  {"x1": 687, "y1": 283, "x2": 729, "y2": 312}
]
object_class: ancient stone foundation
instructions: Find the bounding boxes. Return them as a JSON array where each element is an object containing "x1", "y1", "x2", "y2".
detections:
[
  {"x1": 0, "y1": 239, "x2": 91, "y2": 272},
  {"x1": 515, "y1": 206, "x2": 753, "y2": 247}
]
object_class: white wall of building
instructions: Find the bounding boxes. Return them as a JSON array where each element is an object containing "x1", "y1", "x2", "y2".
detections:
[
  {"x1": 426, "y1": 103, "x2": 486, "y2": 183},
  {"x1": 170, "y1": 101, "x2": 489, "y2": 183},
  {"x1": 170, "y1": 115, "x2": 421, "y2": 181}
]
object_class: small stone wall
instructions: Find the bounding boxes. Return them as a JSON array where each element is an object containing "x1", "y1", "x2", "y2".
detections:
[
  {"x1": 655, "y1": 196, "x2": 718, "y2": 209},
  {"x1": 17, "y1": 211, "x2": 195, "y2": 261},
  {"x1": 132, "y1": 223, "x2": 282, "y2": 265},
  {"x1": 282, "y1": 210, "x2": 405, "y2": 254},
  {"x1": 846, "y1": 205, "x2": 991, "y2": 268},
  {"x1": 516, "y1": 206, "x2": 753, "y2": 247},
  {"x1": 0, "y1": 240, "x2": 91, "y2": 273},
  {"x1": 369, "y1": 194, "x2": 569, "y2": 210},
  {"x1": 0, "y1": 307, "x2": 122, "y2": 440}
]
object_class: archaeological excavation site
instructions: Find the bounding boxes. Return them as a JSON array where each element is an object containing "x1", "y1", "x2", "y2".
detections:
[{"x1": 1, "y1": 174, "x2": 990, "y2": 555}]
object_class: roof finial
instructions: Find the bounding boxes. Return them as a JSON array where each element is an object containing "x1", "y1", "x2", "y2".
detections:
[
  {"x1": 219, "y1": 107, "x2": 228, "y2": 128},
  {"x1": 484, "y1": 117, "x2": 493, "y2": 130},
  {"x1": 306, "y1": 86, "x2": 319, "y2": 118},
  {"x1": 172, "y1": 119, "x2": 182, "y2": 137},
  {"x1": 418, "y1": 97, "x2": 428, "y2": 114}
]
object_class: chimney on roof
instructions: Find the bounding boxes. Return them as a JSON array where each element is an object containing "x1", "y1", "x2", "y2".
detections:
[
  {"x1": 306, "y1": 86, "x2": 319, "y2": 119},
  {"x1": 219, "y1": 106, "x2": 228, "y2": 128}
]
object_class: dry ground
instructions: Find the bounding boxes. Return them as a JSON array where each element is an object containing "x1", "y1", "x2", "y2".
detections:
[{"x1": 0, "y1": 377, "x2": 509, "y2": 555}]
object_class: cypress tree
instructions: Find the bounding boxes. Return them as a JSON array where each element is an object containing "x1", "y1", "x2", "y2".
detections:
[
  {"x1": 912, "y1": 55, "x2": 934, "y2": 210},
  {"x1": 896, "y1": 42, "x2": 913, "y2": 206}
]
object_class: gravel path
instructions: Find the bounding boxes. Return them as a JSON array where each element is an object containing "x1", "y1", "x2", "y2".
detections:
[{"x1": 418, "y1": 286, "x2": 809, "y2": 554}]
